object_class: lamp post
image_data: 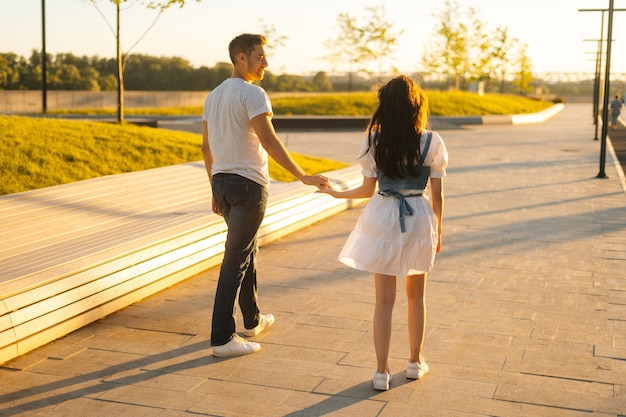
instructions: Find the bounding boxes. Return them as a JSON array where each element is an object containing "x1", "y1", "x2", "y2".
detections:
[
  {"x1": 599, "y1": 0, "x2": 614, "y2": 179},
  {"x1": 579, "y1": 2, "x2": 622, "y2": 179},
  {"x1": 116, "y1": 3, "x2": 124, "y2": 124},
  {"x1": 41, "y1": 0, "x2": 47, "y2": 113},
  {"x1": 583, "y1": 39, "x2": 606, "y2": 141}
]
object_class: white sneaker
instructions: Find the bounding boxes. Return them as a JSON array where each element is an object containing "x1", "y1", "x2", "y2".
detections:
[
  {"x1": 243, "y1": 314, "x2": 275, "y2": 337},
  {"x1": 406, "y1": 360, "x2": 429, "y2": 379},
  {"x1": 373, "y1": 371, "x2": 391, "y2": 391},
  {"x1": 212, "y1": 334, "x2": 260, "y2": 357}
]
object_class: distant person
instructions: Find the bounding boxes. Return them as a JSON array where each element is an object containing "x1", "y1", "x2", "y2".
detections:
[
  {"x1": 201, "y1": 33, "x2": 329, "y2": 357},
  {"x1": 317, "y1": 75, "x2": 448, "y2": 390},
  {"x1": 610, "y1": 94, "x2": 623, "y2": 129}
]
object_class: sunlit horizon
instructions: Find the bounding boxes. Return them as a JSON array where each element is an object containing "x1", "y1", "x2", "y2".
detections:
[{"x1": 2, "y1": 0, "x2": 626, "y2": 78}]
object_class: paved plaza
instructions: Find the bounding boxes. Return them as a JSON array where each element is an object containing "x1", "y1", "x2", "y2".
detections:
[{"x1": 1, "y1": 103, "x2": 625, "y2": 416}]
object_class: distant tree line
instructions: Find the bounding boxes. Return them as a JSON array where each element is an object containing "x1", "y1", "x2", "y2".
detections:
[
  {"x1": 3, "y1": 0, "x2": 581, "y2": 97},
  {"x1": 1, "y1": 1, "x2": 541, "y2": 96},
  {"x1": 0, "y1": 50, "x2": 346, "y2": 92},
  {"x1": 2, "y1": 48, "x2": 586, "y2": 98}
]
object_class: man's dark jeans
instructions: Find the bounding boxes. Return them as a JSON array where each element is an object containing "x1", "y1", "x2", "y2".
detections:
[{"x1": 210, "y1": 173, "x2": 268, "y2": 346}]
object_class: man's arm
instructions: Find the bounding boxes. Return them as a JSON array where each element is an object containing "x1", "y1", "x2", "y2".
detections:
[
  {"x1": 201, "y1": 120, "x2": 213, "y2": 180},
  {"x1": 201, "y1": 120, "x2": 221, "y2": 215},
  {"x1": 250, "y1": 113, "x2": 329, "y2": 188}
]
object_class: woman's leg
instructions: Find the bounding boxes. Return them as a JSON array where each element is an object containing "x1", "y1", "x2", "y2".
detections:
[
  {"x1": 374, "y1": 273, "x2": 396, "y2": 373},
  {"x1": 406, "y1": 273, "x2": 427, "y2": 363}
]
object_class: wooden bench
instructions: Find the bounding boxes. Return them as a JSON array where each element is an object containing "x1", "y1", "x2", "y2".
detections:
[{"x1": 0, "y1": 162, "x2": 364, "y2": 364}]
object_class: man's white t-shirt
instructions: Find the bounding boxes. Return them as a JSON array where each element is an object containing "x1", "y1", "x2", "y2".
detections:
[{"x1": 202, "y1": 77, "x2": 273, "y2": 187}]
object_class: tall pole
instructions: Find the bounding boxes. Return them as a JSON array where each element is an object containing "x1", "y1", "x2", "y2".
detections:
[
  {"x1": 594, "y1": 12, "x2": 606, "y2": 140},
  {"x1": 593, "y1": 45, "x2": 601, "y2": 140},
  {"x1": 580, "y1": 6, "x2": 626, "y2": 177},
  {"x1": 584, "y1": 36, "x2": 605, "y2": 141},
  {"x1": 41, "y1": 0, "x2": 47, "y2": 113},
  {"x1": 598, "y1": 0, "x2": 614, "y2": 179},
  {"x1": 116, "y1": 3, "x2": 124, "y2": 123}
]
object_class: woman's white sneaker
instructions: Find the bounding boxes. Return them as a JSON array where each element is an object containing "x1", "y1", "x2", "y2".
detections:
[
  {"x1": 212, "y1": 334, "x2": 260, "y2": 357},
  {"x1": 373, "y1": 371, "x2": 391, "y2": 391},
  {"x1": 406, "y1": 360, "x2": 429, "y2": 379}
]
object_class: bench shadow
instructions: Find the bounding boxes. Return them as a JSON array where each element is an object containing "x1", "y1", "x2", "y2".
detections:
[{"x1": 0, "y1": 340, "x2": 214, "y2": 416}]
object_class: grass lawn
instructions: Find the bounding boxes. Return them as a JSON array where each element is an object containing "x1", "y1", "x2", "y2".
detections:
[
  {"x1": 0, "y1": 115, "x2": 348, "y2": 196},
  {"x1": 3, "y1": 91, "x2": 556, "y2": 196}
]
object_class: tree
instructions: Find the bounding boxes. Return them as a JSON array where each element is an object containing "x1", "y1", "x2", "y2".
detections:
[
  {"x1": 258, "y1": 18, "x2": 288, "y2": 74},
  {"x1": 22, "y1": 51, "x2": 45, "y2": 90},
  {"x1": 324, "y1": 11, "x2": 368, "y2": 91},
  {"x1": 312, "y1": 71, "x2": 333, "y2": 92},
  {"x1": 124, "y1": 55, "x2": 195, "y2": 90},
  {"x1": 512, "y1": 42, "x2": 534, "y2": 95},
  {"x1": 88, "y1": 0, "x2": 201, "y2": 122},
  {"x1": 466, "y1": 7, "x2": 491, "y2": 86},
  {"x1": 488, "y1": 27, "x2": 517, "y2": 93},
  {"x1": 324, "y1": 6, "x2": 402, "y2": 91},
  {"x1": 0, "y1": 53, "x2": 24, "y2": 90},
  {"x1": 360, "y1": 5, "x2": 403, "y2": 83},
  {"x1": 422, "y1": 0, "x2": 469, "y2": 90},
  {"x1": 423, "y1": 0, "x2": 528, "y2": 94}
]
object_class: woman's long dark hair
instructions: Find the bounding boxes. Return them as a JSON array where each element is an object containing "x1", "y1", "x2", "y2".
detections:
[{"x1": 365, "y1": 75, "x2": 429, "y2": 179}]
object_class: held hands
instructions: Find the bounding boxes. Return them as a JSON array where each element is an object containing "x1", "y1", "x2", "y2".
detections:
[
  {"x1": 301, "y1": 174, "x2": 330, "y2": 189},
  {"x1": 315, "y1": 184, "x2": 338, "y2": 198}
]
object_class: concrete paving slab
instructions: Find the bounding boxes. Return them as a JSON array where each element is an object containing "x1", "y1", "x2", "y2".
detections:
[{"x1": 0, "y1": 103, "x2": 625, "y2": 416}]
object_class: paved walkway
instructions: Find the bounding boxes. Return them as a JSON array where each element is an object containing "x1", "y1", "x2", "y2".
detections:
[{"x1": 1, "y1": 103, "x2": 625, "y2": 416}]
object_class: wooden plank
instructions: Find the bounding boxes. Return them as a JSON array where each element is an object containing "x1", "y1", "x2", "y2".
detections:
[
  {"x1": 10, "y1": 239, "x2": 227, "y2": 341},
  {"x1": 7, "y1": 255, "x2": 220, "y2": 363},
  {"x1": 0, "y1": 342, "x2": 18, "y2": 365},
  {"x1": 0, "y1": 326, "x2": 17, "y2": 352},
  {"x1": 0, "y1": 162, "x2": 209, "y2": 225},
  {"x1": 7, "y1": 231, "x2": 227, "y2": 328},
  {"x1": 0, "y1": 217, "x2": 226, "y2": 297},
  {"x1": 0, "y1": 186, "x2": 206, "y2": 239},
  {"x1": 0, "y1": 314, "x2": 14, "y2": 334}
]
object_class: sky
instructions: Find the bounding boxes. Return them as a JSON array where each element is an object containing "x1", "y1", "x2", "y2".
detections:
[{"x1": 2, "y1": 0, "x2": 626, "y2": 77}]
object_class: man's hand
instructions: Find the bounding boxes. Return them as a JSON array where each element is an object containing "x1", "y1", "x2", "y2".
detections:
[
  {"x1": 301, "y1": 174, "x2": 330, "y2": 189},
  {"x1": 212, "y1": 199, "x2": 222, "y2": 216}
]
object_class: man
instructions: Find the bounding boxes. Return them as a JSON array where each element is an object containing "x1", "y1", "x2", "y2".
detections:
[
  {"x1": 201, "y1": 33, "x2": 329, "y2": 357},
  {"x1": 610, "y1": 94, "x2": 623, "y2": 129}
]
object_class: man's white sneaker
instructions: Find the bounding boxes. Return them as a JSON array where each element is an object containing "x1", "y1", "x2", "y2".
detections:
[
  {"x1": 406, "y1": 360, "x2": 429, "y2": 379},
  {"x1": 212, "y1": 334, "x2": 260, "y2": 357},
  {"x1": 373, "y1": 370, "x2": 391, "y2": 391},
  {"x1": 243, "y1": 314, "x2": 275, "y2": 337}
]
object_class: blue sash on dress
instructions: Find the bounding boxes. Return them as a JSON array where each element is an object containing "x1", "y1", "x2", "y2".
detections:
[{"x1": 376, "y1": 132, "x2": 432, "y2": 233}]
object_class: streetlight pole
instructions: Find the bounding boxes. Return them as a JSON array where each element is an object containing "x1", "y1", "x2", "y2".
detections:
[
  {"x1": 41, "y1": 0, "x2": 47, "y2": 113},
  {"x1": 598, "y1": 0, "x2": 614, "y2": 179},
  {"x1": 579, "y1": 3, "x2": 623, "y2": 179},
  {"x1": 593, "y1": 42, "x2": 602, "y2": 141},
  {"x1": 116, "y1": 3, "x2": 124, "y2": 124},
  {"x1": 584, "y1": 37, "x2": 606, "y2": 140}
]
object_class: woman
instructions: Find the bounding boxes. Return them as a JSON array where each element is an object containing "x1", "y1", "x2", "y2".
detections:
[{"x1": 318, "y1": 75, "x2": 448, "y2": 390}]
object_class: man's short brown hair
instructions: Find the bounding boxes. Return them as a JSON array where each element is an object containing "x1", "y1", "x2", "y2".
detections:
[{"x1": 228, "y1": 34, "x2": 267, "y2": 65}]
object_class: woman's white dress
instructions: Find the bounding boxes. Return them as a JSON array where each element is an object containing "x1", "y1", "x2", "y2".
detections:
[{"x1": 338, "y1": 130, "x2": 448, "y2": 276}]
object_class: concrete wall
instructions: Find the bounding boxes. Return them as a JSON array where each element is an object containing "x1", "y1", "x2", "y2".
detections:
[
  {"x1": 0, "y1": 91, "x2": 594, "y2": 114},
  {"x1": 0, "y1": 91, "x2": 209, "y2": 113}
]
